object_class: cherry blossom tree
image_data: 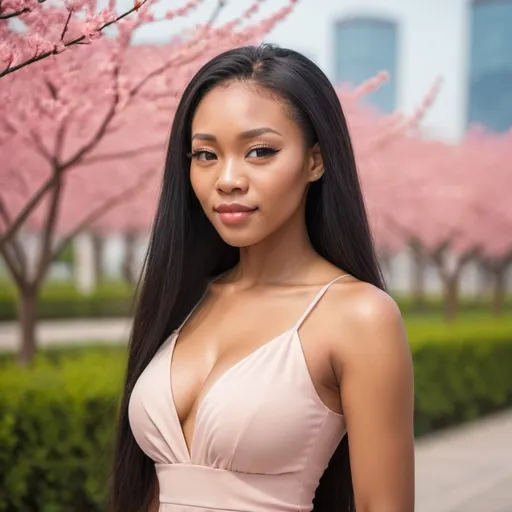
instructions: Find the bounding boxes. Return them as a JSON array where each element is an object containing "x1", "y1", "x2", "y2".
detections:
[
  {"x1": 375, "y1": 138, "x2": 474, "y2": 320},
  {"x1": 85, "y1": 71, "x2": 509, "y2": 323},
  {"x1": 453, "y1": 128, "x2": 512, "y2": 316},
  {"x1": 0, "y1": 0, "x2": 298, "y2": 364},
  {"x1": 371, "y1": 126, "x2": 512, "y2": 321},
  {"x1": 339, "y1": 76, "x2": 443, "y2": 309},
  {"x1": 0, "y1": 0, "x2": 160, "y2": 78}
]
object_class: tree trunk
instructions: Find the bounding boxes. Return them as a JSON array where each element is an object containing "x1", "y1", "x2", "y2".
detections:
[
  {"x1": 92, "y1": 234, "x2": 105, "y2": 282},
  {"x1": 122, "y1": 232, "x2": 137, "y2": 286},
  {"x1": 443, "y1": 276, "x2": 459, "y2": 322},
  {"x1": 411, "y1": 248, "x2": 426, "y2": 310},
  {"x1": 433, "y1": 248, "x2": 475, "y2": 323},
  {"x1": 492, "y1": 265, "x2": 506, "y2": 317},
  {"x1": 17, "y1": 287, "x2": 38, "y2": 366}
]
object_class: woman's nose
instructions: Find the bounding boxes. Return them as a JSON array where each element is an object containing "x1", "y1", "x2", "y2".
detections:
[{"x1": 215, "y1": 159, "x2": 248, "y2": 194}]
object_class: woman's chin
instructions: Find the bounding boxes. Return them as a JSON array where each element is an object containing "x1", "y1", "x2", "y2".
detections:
[{"x1": 216, "y1": 230, "x2": 263, "y2": 248}]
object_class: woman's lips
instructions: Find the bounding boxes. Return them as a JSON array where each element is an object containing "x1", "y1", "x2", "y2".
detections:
[
  {"x1": 218, "y1": 210, "x2": 256, "y2": 224},
  {"x1": 214, "y1": 203, "x2": 258, "y2": 225}
]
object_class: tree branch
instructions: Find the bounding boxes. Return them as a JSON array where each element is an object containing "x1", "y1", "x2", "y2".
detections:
[
  {"x1": 0, "y1": 201, "x2": 25, "y2": 286},
  {"x1": 0, "y1": 6, "x2": 31, "y2": 19},
  {"x1": 60, "y1": 9, "x2": 72, "y2": 41},
  {"x1": 28, "y1": 128, "x2": 53, "y2": 162},
  {"x1": 0, "y1": 198, "x2": 27, "y2": 273},
  {"x1": 0, "y1": 64, "x2": 121, "y2": 249},
  {"x1": 34, "y1": 167, "x2": 64, "y2": 286},
  {"x1": 0, "y1": 175, "x2": 56, "y2": 249},
  {"x1": 0, "y1": 0, "x2": 150, "y2": 78},
  {"x1": 61, "y1": 65, "x2": 121, "y2": 169},
  {"x1": 52, "y1": 167, "x2": 156, "y2": 261},
  {"x1": 0, "y1": 242, "x2": 24, "y2": 286},
  {"x1": 80, "y1": 143, "x2": 163, "y2": 166},
  {"x1": 128, "y1": 0, "x2": 226, "y2": 97}
]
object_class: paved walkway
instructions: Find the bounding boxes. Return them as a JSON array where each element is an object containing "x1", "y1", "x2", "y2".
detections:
[
  {"x1": 415, "y1": 408, "x2": 512, "y2": 512},
  {"x1": 1, "y1": 318, "x2": 511, "y2": 511},
  {"x1": 0, "y1": 318, "x2": 131, "y2": 350}
]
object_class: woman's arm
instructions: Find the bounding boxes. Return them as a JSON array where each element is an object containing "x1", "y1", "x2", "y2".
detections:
[{"x1": 331, "y1": 286, "x2": 415, "y2": 512}]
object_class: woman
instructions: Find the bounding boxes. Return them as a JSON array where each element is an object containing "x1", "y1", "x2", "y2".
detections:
[{"x1": 110, "y1": 44, "x2": 415, "y2": 512}]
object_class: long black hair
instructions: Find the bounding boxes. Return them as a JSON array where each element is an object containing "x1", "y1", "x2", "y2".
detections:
[{"x1": 109, "y1": 44, "x2": 385, "y2": 512}]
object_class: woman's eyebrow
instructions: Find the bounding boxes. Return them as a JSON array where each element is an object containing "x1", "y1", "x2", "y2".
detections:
[{"x1": 191, "y1": 127, "x2": 282, "y2": 142}]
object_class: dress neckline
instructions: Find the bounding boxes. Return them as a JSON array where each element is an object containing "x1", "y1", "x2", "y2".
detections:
[{"x1": 167, "y1": 273, "x2": 349, "y2": 461}]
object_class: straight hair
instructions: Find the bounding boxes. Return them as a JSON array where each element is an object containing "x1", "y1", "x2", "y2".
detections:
[{"x1": 109, "y1": 44, "x2": 385, "y2": 512}]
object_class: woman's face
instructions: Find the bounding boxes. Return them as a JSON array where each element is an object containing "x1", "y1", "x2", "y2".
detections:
[{"x1": 189, "y1": 81, "x2": 323, "y2": 248}]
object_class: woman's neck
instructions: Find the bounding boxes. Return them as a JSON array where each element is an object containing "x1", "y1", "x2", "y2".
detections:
[{"x1": 229, "y1": 212, "x2": 319, "y2": 287}]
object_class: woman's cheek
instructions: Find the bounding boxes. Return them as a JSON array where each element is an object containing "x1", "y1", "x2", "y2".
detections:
[{"x1": 259, "y1": 163, "x2": 306, "y2": 205}]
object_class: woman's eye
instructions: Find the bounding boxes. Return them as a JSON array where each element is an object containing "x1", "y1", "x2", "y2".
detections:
[
  {"x1": 246, "y1": 147, "x2": 279, "y2": 158},
  {"x1": 191, "y1": 150, "x2": 217, "y2": 161}
]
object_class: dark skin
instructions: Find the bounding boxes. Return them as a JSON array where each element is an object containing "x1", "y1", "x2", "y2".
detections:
[{"x1": 146, "y1": 81, "x2": 414, "y2": 512}]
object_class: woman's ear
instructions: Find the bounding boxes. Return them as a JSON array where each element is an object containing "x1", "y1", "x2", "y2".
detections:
[{"x1": 308, "y1": 143, "x2": 325, "y2": 182}]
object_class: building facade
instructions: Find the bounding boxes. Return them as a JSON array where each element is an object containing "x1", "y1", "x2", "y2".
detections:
[
  {"x1": 466, "y1": 0, "x2": 512, "y2": 132},
  {"x1": 333, "y1": 16, "x2": 399, "y2": 113},
  {"x1": 136, "y1": 0, "x2": 512, "y2": 138}
]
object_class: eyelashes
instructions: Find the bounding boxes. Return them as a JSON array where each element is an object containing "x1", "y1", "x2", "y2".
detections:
[
  {"x1": 187, "y1": 145, "x2": 281, "y2": 161},
  {"x1": 247, "y1": 146, "x2": 281, "y2": 158},
  {"x1": 187, "y1": 149, "x2": 215, "y2": 160}
]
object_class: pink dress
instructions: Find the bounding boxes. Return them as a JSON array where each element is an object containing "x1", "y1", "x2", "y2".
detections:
[{"x1": 128, "y1": 274, "x2": 348, "y2": 511}]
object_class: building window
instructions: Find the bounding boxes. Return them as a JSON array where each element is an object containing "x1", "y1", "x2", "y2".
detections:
[
  {"x1": 467, "y1": 0, "x2": 512, "y2": 132},
  {"x1": 334, "y1": 16, "x2": 398, "y2": 113}
]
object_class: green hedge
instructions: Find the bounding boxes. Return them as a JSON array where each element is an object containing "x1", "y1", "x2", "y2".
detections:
[
  {"x1": 0, "y1": 348, "x2": 126, "y2": 512},
  {"x1": 408, "y1": 318, "x2": 512, "y2": 434},
  {"x1": 1, "y1": 319, "x2": 512, "y2": 511},
  {"x1": 0, "y1": 281, "x2": 510, "y2": 322},
  {"x1": 0, "y1": 282, "x2": 135, "y2": 322}
]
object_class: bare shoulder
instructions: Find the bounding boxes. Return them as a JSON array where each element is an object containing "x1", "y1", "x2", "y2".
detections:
[
  {"x1": 316, "y1": 278, "x2": 410, "y2": 373},
  {"x1": 329, "y1": 278, "x2": 401, "y2": 322},
  {"x1": 341, "y1": 280, "x2": 405, "y2": 341}
]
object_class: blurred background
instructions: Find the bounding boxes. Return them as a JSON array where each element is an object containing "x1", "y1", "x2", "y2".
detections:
[{"x1": 0, "y1": 0, "x2": 511, "y2": 511}]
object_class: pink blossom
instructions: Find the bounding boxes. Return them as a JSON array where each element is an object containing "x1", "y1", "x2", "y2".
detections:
[
  {"x1": 0, "y1": 43, "x2": 14, "y2": 68},
  {"x1": 0, "y1": 0, "x2": 153, "y2": 79},
  {"x1": 0, "y1": 0, "x2": 38, "y2": 16},
  {"x1": 81, "y1": 15, "x2": 105, "y2": 40},
  {"x1": 64, "y1": 0, "x2": 88, "y2": 12},
  {"x1": 53, "y1": 41, "x2": 67, "y2": 54},
  {"x1": 26, "y1": 34, "x2": 55, "y2": 56}
]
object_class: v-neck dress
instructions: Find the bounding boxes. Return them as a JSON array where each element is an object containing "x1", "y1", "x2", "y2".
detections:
[{"x1": 128, "y1": 275, "x2": 348, "y2": 511}]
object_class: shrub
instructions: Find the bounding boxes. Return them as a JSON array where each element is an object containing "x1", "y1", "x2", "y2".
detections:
[
  {"x1": 0, "y1": 319, "x2": 511, "y2": 510},
  {"x1": 406, "y1": 316, "x2": 512, "y2": 434},
  {"x1": 0, "y1": 282, "x2": 135, "y2": 322},
  {"x1": 394, "y1": 294, "x2": 512, "y2": 315},
  {"x1": 0, "y1": 349, "x2": 126, "y2": 512}
]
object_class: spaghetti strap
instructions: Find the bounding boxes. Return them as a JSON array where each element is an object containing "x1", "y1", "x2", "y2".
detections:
[{"x1": 294, "y1": 273, "x2": 350, "y2": 330}]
